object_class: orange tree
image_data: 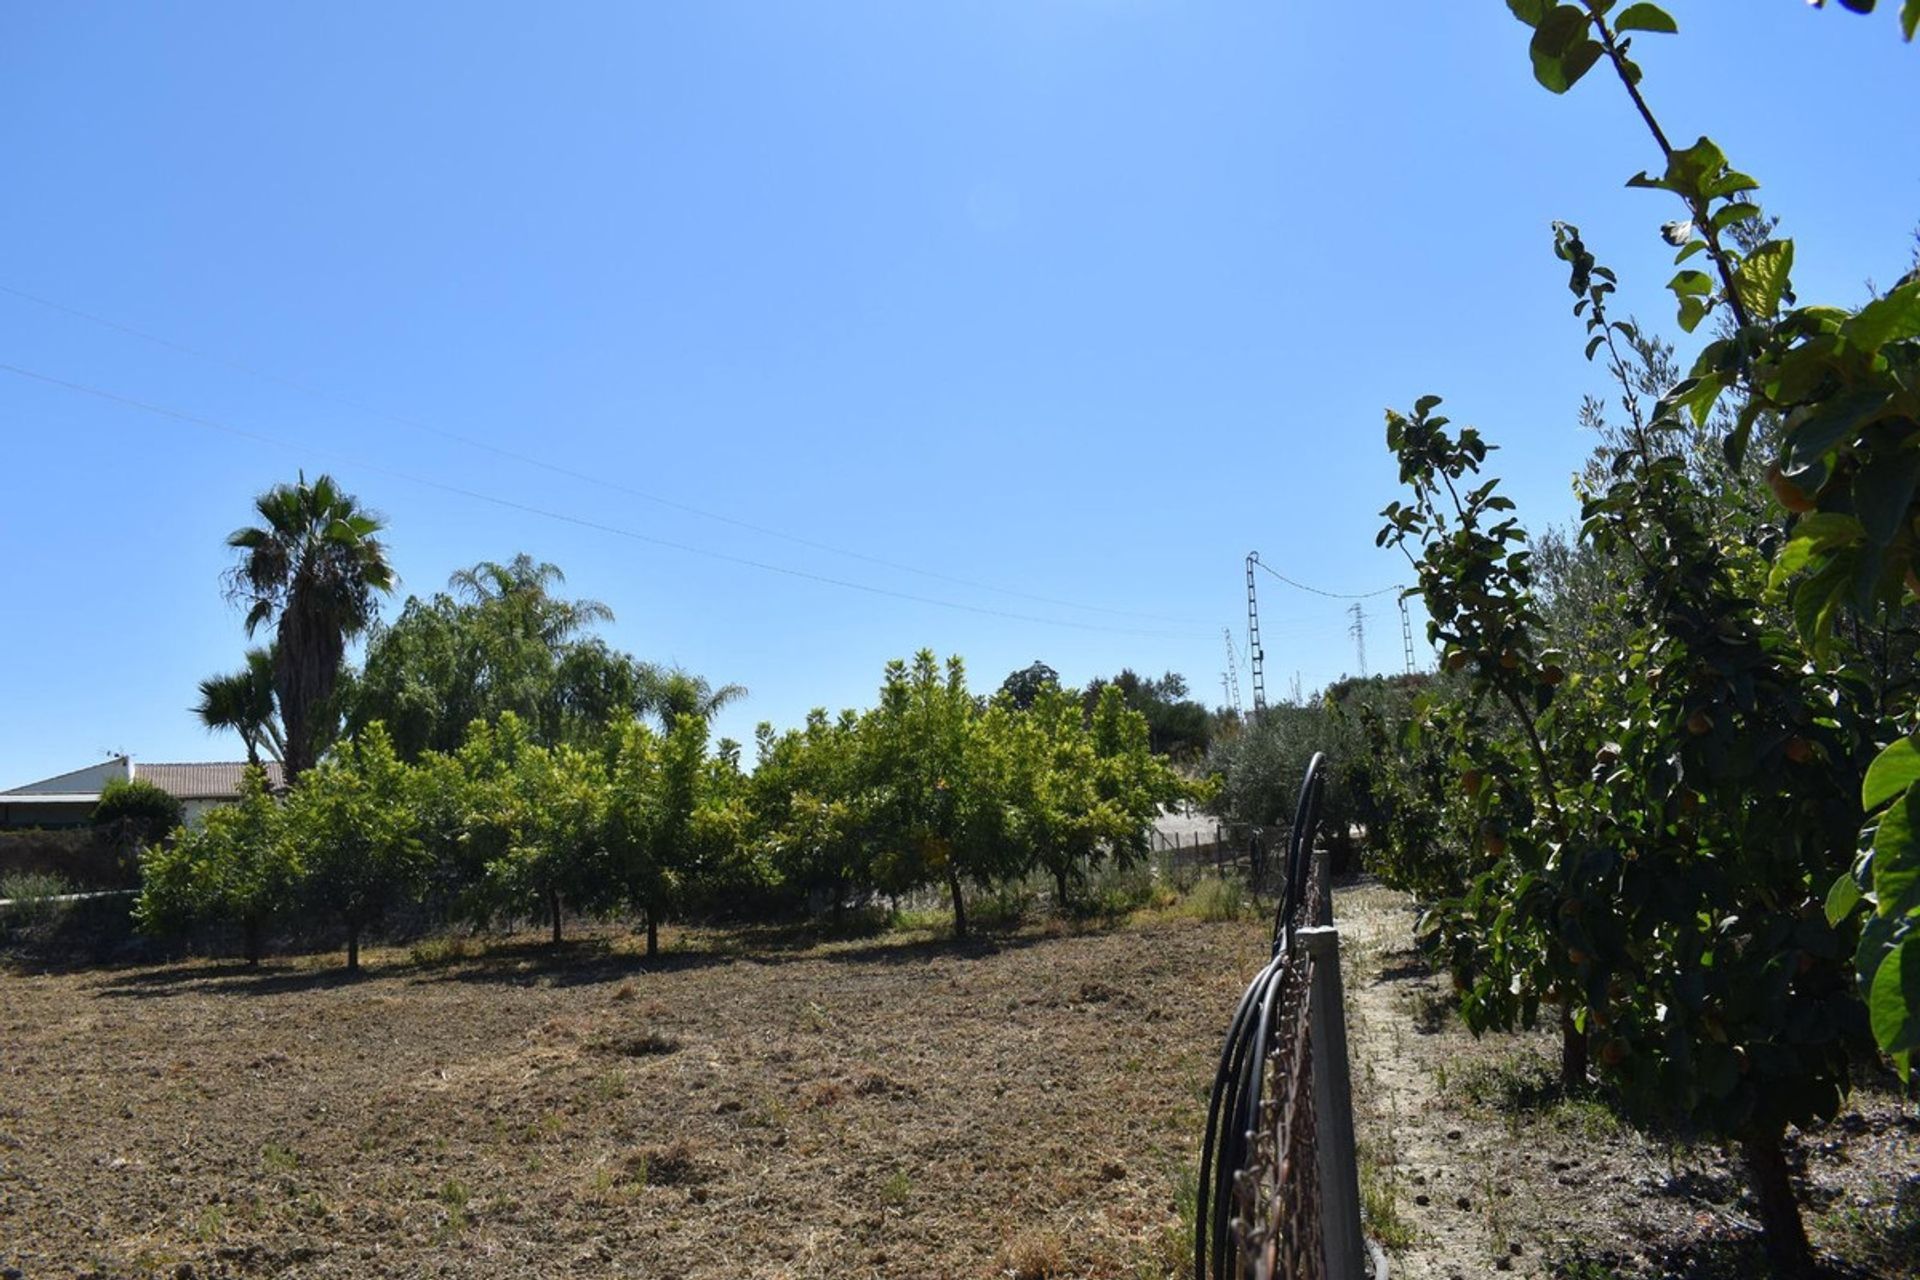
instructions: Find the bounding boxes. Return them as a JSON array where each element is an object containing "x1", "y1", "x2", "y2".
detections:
[{"x1": 861, "y1": 651, "x2": 1019, "y2": 940}]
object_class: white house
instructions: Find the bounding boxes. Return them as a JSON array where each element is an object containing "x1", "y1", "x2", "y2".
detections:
[{"x1": 0, "y1": 756, "x2": 285, "y2": 829}]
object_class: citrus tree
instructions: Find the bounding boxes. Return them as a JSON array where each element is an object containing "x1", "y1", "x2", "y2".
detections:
[
  {"x1": 991, "y1": 683, "x2": 1125, "y2": 910},
  {"x1": 750, "y1": 710, "x2": 874, "y2": 916},
  {"x1": 862, "y1": 651, "x2": 1018, "y2": 939},
  {"x1": 283, "y1": 722, "x2": 426, "y2": 971},
  {"x1": 462, "y1": 714, "x2": 612, "y2": 945},
  {"x1": 136, "y1": 766, "x2": 297, "y2": 965},
  {"x1": 602, "y1": 712, "x2": 731, "y2": 956}
]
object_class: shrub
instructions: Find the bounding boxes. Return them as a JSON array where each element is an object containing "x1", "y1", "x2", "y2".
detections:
[
  {"x1": 1181, "y1": 874, "x2": 1246, "y2": 923},
  {"x1": 93, "y1": 778, "x2": 184, "y2": 851},
  {"x1": 0, "y1": 869, "x2": 72, "y2": 925}
]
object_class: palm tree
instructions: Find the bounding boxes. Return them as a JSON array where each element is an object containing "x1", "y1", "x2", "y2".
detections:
[
  {"x1": 225, "y1": 474, "x2": 394, "y2": 779},
  {"x1": 448, "y1": 554, "x2": 614, "y2": 644},
  {"x1": 639, "y1": 665, "x2": 748, "y2": 730},
  {"x1": 193, "y1": 647, "x2": 287, "y2": 768}
]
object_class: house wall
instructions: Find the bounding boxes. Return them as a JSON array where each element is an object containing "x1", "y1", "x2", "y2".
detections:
[{"x1": 180, "y1": 798, "x2": 226, "y2": 826}]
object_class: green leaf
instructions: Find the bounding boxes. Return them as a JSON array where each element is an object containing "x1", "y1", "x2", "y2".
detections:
[
  {"x1": 1664, "y1": 137, "x2": 1729, "y2": 202},
  {"x1": 1507, "y1": 0, "x2": 1551, "y2": 25},
  {"x1": 1868, "y1": 937, "x2": 1920, "y2": 1058},
  {"x1": 1880, "y1": 803, "x2": 1920, "y2": 919},
  {"x1": 1792, "y1": 553, "x2": 1855, "y2": 654},
  {"x1": 1677, "y1": 295, "x2": 1709, "y2": 333},
  {"x1": 1614, "y1": 2, "x2": 1677, "y2": 32},
  {"x1": 1852, "y1": 446, "x2": 1920, "y2": 547},
  {"x1": 1905, "y1": 0, "x2": 1920, "y2": 39},
  {"x1": 1734, "y1": 240, "x2": 1794, "y2": 321},
  {"x1": 1845, "y1": 280, "x2": 1920, "y2": 354},
  {"x1": 1827, "y1": 871, "x2": 1864, "y2": 926},
  {"x1": 1530, "y1": 6, "x2": 1602, "y2": 92},
  {"x1": 1705, "y1": 170, "x2": 1761, "y2": 200},
  {"x1": 1711, "y1": 202, "x2": 1763, "y2": 232},
  {"x1": 1864, "y1": 738, "x2": 1920, "y2": 812},
  {"x1": 1673, "y1": 372, "x2": 1725, "y2": 426},
  {"x1": 1668, "y1": 270, "x2": 1714, "y2": 297},
  {"x1": 1723, "y1": 398, "x2": 1762, "y2": 469},
  {"x1": 1795, "y1": 510, "x2": 1868, "y2": 550},
  {"x1": 1785, "y1": 385, "x2": 1895, "y2": 470}
]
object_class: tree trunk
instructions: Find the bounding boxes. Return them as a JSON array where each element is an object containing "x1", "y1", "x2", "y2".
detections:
[
  {"x1": 948, "y1": 869, "x2": 968, "y2": 941},
  {"x1": 549, "y1": 889, "x2": 563, "y2": 945},
  {"x1": 1560, "y1": 1001, "x2": 1587, "y2": 1092},
  {"x1": 1743, "y1": 1129, "x2": 1815, "y2": 1280},
  {"x1": 1053, "y1": 867, "x2": 1070, "y2": 913},
  {"x1": 646, "y1": 905, "x2": 659, "y2": 959},
  {"x1": 346, "y1": 923, "x2": 360, "y2": 973},
  {"x1": 244, "y1": 915, "x2": 262, "y2": 967}
]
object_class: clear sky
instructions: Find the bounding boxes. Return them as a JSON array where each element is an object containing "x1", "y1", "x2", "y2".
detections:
[{"x1": 1, "y1": 2, "x2": 1915, "y2": 786}]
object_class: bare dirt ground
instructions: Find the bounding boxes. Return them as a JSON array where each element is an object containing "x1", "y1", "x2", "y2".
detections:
[
  {"x1": 1338, "y1": 881, "x2": 1920, "y2": 1280},
  {"x1": 0, "y1": 912, "x2": 1268, "y2": 1280},
  {"x1": 7, "y1": 882, "x2": 1915, "y2": 1280}
]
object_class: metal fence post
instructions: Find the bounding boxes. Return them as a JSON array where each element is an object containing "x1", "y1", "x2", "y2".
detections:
[{"x1": 1297, "y1": 925, "x2": 1367, "y2": 1280}]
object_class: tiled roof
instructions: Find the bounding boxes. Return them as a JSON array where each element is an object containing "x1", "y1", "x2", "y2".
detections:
[{"x1": 134, "y1": 762, "x2": 286, "y2": 799}]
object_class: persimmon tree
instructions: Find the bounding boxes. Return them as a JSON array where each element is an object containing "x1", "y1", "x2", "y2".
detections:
[{"x1": 1373, "y1": 5, "x2": 1916, "y2": 1270}]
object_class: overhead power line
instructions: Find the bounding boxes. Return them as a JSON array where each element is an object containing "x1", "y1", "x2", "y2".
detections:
[
  {"x1": 0, "y1": 360, "x2": 1212, "y2": 642},
  {"x1": 1252, "y1": 558, "x2": 1404, "y2": 600},
  {"x1": 0, "y1": 281, "x2": 1206, "y2": 627}
]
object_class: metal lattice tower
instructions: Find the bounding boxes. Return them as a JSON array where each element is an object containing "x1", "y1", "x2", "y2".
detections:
[
  {"x1": 1221, "y1": 627, "x2": 1244, "y2": 715},
  {"x1": 1399, "y1": 597, "x2": 1417, "y2": 674},
  {"x1": 1349, "y1": 603, "x2": 1367, "y2": 677},
  {"x1": 1246, "y1": 552, "x2": 1268, "y2": 716}
]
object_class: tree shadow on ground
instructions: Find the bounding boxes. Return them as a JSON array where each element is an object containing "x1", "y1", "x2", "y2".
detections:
[
  {"x1": 92, "y1": 960, "x2": 366, "y2": 1000},
  {"x1": 1372, "y1": 948, "x2": 1432, "y2": 985},
  {"x1": 1552, "y1": 1226, "x2": 1882, "y2": 1279},
  {"x1": 419, "y1": 925, "x2": 1066, "y2": 990},
  {"x1": 83, "y1": 919, "x2": 1083, "y2": 998}
]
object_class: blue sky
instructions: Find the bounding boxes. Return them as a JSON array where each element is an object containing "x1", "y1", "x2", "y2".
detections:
[{"x1": 1, "y1": 2, "x2": 1915, "y2": 786}]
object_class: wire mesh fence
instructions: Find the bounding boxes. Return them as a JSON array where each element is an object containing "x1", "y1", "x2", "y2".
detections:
[{"x1": 1195, "y1": 752, "x2": 1369, "y2": 1280}]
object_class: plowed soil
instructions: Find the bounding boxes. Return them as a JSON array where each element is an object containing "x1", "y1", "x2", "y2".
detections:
[
  {"x1": 0, "y1": 916, "x2": 1266, "y2": 1279},
  {"x1": 10, "y1": 882, "x2": 1915, "y2": 1280}
]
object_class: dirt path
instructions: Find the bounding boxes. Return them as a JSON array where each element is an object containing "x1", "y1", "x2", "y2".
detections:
[{"x1": 1333, "y1": 879, "x2": 1920, "y2": 1280}]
